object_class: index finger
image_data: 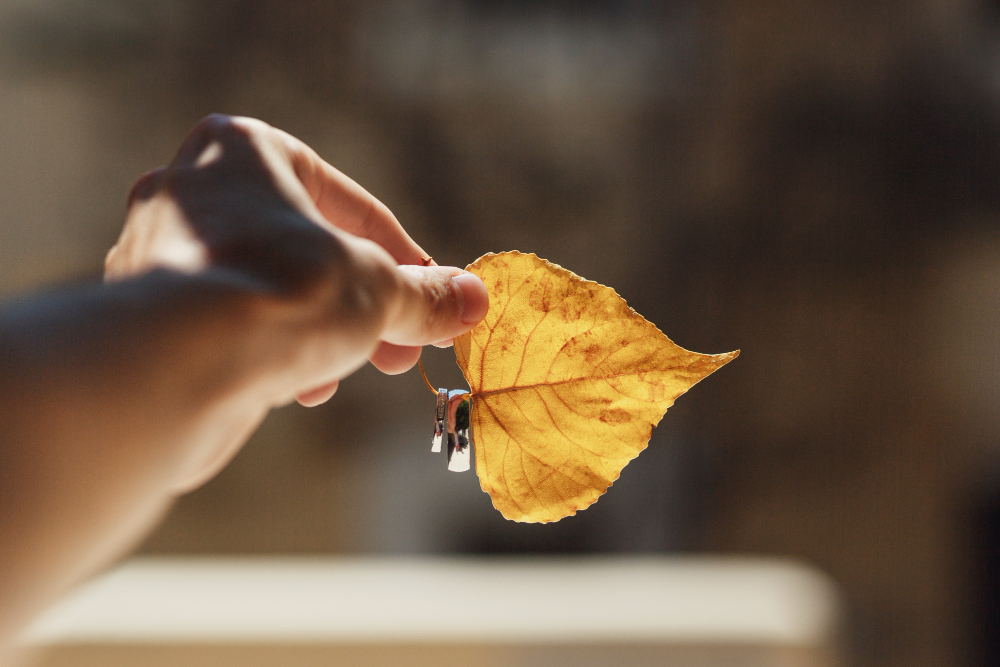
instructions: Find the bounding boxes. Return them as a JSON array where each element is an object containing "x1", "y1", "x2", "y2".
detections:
[{"x1": 279, "y1": 130, "x2": 431, "y2": 266}]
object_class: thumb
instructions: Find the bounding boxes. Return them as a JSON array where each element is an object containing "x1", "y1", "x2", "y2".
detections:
[{"x1": 381, "y1": 265, "x2": 489, "y2": 347}]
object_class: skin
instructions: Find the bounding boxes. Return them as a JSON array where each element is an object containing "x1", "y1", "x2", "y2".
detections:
[{"x1": 0, "y1": 115, "x2": 488, "y2": 656}]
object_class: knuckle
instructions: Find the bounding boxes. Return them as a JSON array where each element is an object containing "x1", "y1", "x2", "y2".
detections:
[
  {"x1": 357, "y1": 196, "x2": 390, "y2": 240},
  {"x1": 126, "y1": 167, "x2": 166, "y2": 207},
  {"x1": 182, "y1": 115, "x2": 255, "y2": 161},
  {"x1": 154, "y1": 163, "x2": 188, "y2": 197},
  {"x1": 217, "y1": 115, "x2": 274, "y2": 143},
  {"x1": 420, "y1": 273, "x2": 452, "y2": 330},
  {"x1": 196, "y1": 113, "x2": 236, "y2": 135}
]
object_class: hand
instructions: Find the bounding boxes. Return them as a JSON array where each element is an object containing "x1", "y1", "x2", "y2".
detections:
[
  {"x1": 0, "y1": 116, "x2": 491, "y2": 646},
  {"x1": 105, "y1": 115, "x2": 488, "y2": 407}
]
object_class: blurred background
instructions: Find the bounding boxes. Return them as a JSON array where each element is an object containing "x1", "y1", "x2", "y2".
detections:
[{"x1": 1, "y1": 0, "x2": 999, "y2": 665}]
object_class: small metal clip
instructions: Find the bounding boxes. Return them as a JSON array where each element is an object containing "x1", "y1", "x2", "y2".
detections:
[
  {"x1": 446, "y1": 389, "x2": 471, "y2": 472},
  {"x1": 431, "y1": 388, "x2": 448, "y2": 453}
]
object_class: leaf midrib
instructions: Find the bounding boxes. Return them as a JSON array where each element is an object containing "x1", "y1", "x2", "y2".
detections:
[{"x1": 472, "y1": 369, "x2": 675, "y2": 399}]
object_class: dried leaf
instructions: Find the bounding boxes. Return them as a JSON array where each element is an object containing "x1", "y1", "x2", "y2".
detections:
[{"x1": 454, "y1": 251, "x2": 738, "y2": 523}]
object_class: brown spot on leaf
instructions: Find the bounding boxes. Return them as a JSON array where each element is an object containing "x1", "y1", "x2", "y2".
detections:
[
  {"x1": 600, "y1": 408, "x2": 633, "y2": 424},
  {"x1": 558, "y1": 298, "x2": 584, "y2": 322}
]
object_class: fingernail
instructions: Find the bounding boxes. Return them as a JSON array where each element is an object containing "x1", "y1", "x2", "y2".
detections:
[{"x1": 452, "y1": 272, "x2": 489, "y2": 325}]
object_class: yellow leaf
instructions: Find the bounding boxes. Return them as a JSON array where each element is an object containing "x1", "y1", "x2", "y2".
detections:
[{"x1": 454, "y1": 251, "x2": 738, "y2": 523}]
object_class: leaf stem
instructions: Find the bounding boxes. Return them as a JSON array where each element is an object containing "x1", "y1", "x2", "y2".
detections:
[
  {"x1": 418, "y1": 354, "x2": 471, "y2": 401},
  {"x1": 417, "y1": 356, "x2": 438, "y2": 395}
]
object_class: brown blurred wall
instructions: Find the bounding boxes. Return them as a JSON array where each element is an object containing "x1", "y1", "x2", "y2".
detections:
[{"x1": 1, "y1": 1, "x2": 999, "y2": 666}]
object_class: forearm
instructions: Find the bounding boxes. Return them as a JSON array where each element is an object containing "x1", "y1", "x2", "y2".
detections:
[{"x1": 0, "y1": 269, "x2": 299, "y2": 645}]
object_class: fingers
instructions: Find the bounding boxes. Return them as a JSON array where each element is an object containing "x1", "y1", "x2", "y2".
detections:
[
  {"x1": 327, "y1": 190, "x2": 428, "y2": 267},
  {"x1": 164, "y1": 115, "x2": 432, "y2": 267},
  {"x1": 295, "y1": 380, "x2": 340, "y2": 407},
  {"x1": 380, "y1": 266, "x2": 489, "y2": 347},
  {"x1": 139, "y1": 116, "x2": 476, "y2": 390},
  {"x1": 276, "y1": 130, "x2": 431, "y2": 266},
  {"x1": 369, "y1": 342, "x2": 423, "y2": 375}
]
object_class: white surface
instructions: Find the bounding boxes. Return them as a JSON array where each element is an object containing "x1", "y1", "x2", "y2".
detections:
[{"x1": 21, "y1": 556, "x2": 839, "y2": 646}]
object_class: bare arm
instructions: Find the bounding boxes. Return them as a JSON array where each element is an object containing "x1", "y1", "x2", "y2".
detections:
[{"x1": 0, "y1": 116, "x2": 488, "y2": 650}]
